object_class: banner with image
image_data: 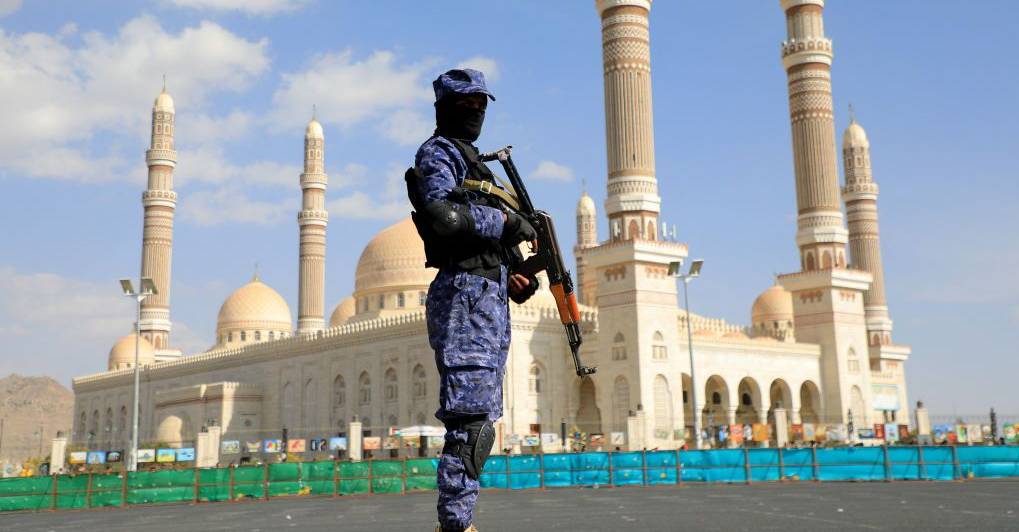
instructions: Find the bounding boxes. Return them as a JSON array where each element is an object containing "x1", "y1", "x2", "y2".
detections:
[
  {"x1": 175, "y1": 448, "x2": 195, "y2": 461},
  {"x1": 873, "y1": 424, "x2": 886, "y2": 440},
  {"x1": 802, "y1": 423, "x2": 815, "y2": 442},
  {"x1": 263, "y1": 439, "x2": 281, "y2": 453},
  {"x1": 730, "y1": 424, "x2": 744, "y2": 445},
  {"x1": 956, "y1": 425, "x2": 969, "y2": 444},
  {"x1": 329, "y1": 437, "x2": 347, "y2": 451},
  {"x1": 156, "y1": 449, "x2": 176, "y2": 463},
  {"x1": 523, "y1": 434, "x2": 541, "y2": 447},
  {"x1": 245, "y1": 441, "x2": 262, "y2": 453},
  {"x1": 967, "y1": 424, "x2": 983, "y2": 444},
  {"x1": 68, "y1": 452, "x2": 87, "y2": 465},
  {"x1": 427, "y1": 436, "x2": 445, "y2": 449},
  {"x1": 137, "y1": 449, "x2": 156, "y2": 463},
  {"x1": 610, "y1": 432, "x2": 626, "y2": 446},
  {"x1": 752, "y1": 423, "x2": 769, "y2": 442},
  {"x1": 383, "y1": 436, "x2": 400, "y2": 450},
  {"x1": 790, "y1": 424, "x2": 804, "y2": 441},
  {"x1": 105, "y1": 451, "x2": 122, "y2": 463},
  {"x1": 287, "y1": 439, "x2": 306, "y2": 453},
  {"x1": 87, "y1": 451, "x2": 106, "y2": 465},
  {"x1": 221, "y1": 440, "x2": 241, "y2": 454},
  {"x1": 363, "y1": 437, "x2": 381, "y2": 451},
  {"x1": 1004, "y1": 424, "x2": 1018, "y2": 444},
  {"x1": 932, "y1": 425, "x2": 950, "y2": 443}
]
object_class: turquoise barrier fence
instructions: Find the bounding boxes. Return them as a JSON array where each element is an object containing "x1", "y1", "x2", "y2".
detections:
[{"x1": 2, "y1": 446, "x2": 1018, "y2": 513}]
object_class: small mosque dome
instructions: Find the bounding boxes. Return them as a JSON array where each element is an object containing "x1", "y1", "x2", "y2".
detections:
[
  {"x1": 216, "y1": 276, "x2": 293, "y2": 348},
  {"x1": 752, "y1": 284, "x2": 794, "y2": 324},
  {"x1": 153, "y1": 89, "x2": 175, "y2": 113},
  {"x1": 577, "y1": 192, "x2": 596, "y2": 216},
  {"x1": 306, "y1": 118, "x2": 323, "y2": 139},
  {"x1": 329, "y1": 296, "x2": 356, "y2": 327},
  {"x1": 843, "y1": 120, "x2": 869, "y2": 148},
  {"x1": 108, "y1": 334, "x2": 155, "y2": 371}
]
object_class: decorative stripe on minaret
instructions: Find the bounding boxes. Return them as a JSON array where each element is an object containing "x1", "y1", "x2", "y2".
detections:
[
  {"x1": 597, "y1": 0, "x2": 660, "y2": 242},
  {"x1": 842, "y1": 116, "x2": 893, "y2": 345},
  {"x1": 779, "y1": 0, "x2": 848, "y2": 271},
  {"x1": 297, "y1": 113, "x2": 328, "y2": 334},
  {"x1": 139, "y1": 83, "x2": 177, "y2": 350}
]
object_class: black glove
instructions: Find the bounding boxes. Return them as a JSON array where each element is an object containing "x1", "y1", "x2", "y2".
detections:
[
  {"x1": 501, "y1": 212, "x2": 536, "y2": 247},
  {"x1": 509, "y1": 272, "x2": 540, "y2": 304}
]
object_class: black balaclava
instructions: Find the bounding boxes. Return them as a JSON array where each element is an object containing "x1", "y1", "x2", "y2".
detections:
[{"x1": 435, "y1": 97, "x2": 485, "y2": 142}]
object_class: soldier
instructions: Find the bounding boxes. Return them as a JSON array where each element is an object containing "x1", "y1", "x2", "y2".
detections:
[{"x1": 406, "y1": 68, "x2": 539, "y2": 532}]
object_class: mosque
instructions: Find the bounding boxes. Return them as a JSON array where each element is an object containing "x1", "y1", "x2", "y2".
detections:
[{"x1": 71, "y1": 0, "x2": 910, "y2": 453}]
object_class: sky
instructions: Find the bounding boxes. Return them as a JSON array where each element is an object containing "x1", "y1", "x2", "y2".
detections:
[{"x1": 0, "y1": 0, "x2": 1016, "y2": 416}]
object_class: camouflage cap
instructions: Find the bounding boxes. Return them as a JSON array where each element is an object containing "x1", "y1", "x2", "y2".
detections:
[{"x1": 432, "y1": 68, "x2": 496, "y2": 102}]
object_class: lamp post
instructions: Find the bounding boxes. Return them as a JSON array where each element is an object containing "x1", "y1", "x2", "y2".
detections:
[
  {"x1": 669, "y1": 259, "x2": 704, "y2": 449},
  {"x1": 119, "y1": 278, "x2": 157, "y2": 473}
]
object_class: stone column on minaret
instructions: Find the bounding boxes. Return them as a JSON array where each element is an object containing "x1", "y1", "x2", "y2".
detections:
[
  {"x1": 139, "y1": 84, "x2": 178, "y2": 350},
  {"x1": 574, "y1": 191, "x2": 598, "y2": 305},
  {"x1": 297, "y1": 115, "x2": 328, "y2": 335},
  {"x1": 780, "y1": 0, "x2": 848, "y2": 271},
  {"x1": 597, "y1": 0, "x2": 660, "y2": 242},
  {"x1": 842, "y1": 117, "x2": 893, "y2": 346}
]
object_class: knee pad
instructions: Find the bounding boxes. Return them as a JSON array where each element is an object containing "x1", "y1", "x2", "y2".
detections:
[{"x1": 444, "y1": 418, "x2": 496, "y2": 481}]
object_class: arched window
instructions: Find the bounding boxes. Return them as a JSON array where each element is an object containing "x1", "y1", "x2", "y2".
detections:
[
  {"x1": 652, "y1": 331, "x2": 667, "y2": 360},
  {"x1": 413, "y1": 364, "x2": 427, "y2": 399},
  {"x1": 269, "y1": 331, "x2": 275, "y2": 340},
  {"x1": 79, "y1": 411, "x2": 87, "y2": 435},
  {"x1": 240, "y1": 331, "x2": 247, "y2": 342},
  {"x1": 228, "y1": 332, "x2": 233, "y2": 342},
  {"x1": 398, "y1": 293, "x2": 406, "y2": 308},
  {"x1": 384, "y1": 368, "x2": 398, "y2": 402},
  {"x1": 822, "y1": 251, "x2": 833, "y2": 269},
  {"x1": 712, "y1": 392, "x2": 722, "y2": 405},
  {"x1": 119, "y1": 406, "x2": 127, "y2": 437},
  {"x1": 647, "y1": 220, "x2": 656, "y2": 241},
  {"x1": 333, "y1": 375, "x2": 346, "y2": 407},
  {"x1": 653, "y1": 375, "x2": 672, "y2": 433},
  {"x1": 628, "y1": 220, "x2": 639, "y2": 240},
  {"x1": 104, "y1": 408, "x2": 113, "y2": 440},
  {"x1": 612, "y1": 376, "x2": 630, "y2": 432},
  {"x1": 847, "y1": 347, "x2": 860, "y2": 373},
  {"x1": 612, "y1": 333, "x2": 627, "y2": 361},
  {"x1": 528, "y1": 364, "x2": 544, "y2": 394},
  {"x1": 254, "y1": 331, "x2": 261, "y2": 341},
  {"x1": 805, "y1": 253, "x2": 816, "y2": 271},
  {"x1": 378, "y1": 294, "x2": 385, "y2": 309},
  {"x1": 302, "y1": 377, "x2": 316, "y2": 428},
  {"x1": 359, "y1": 372, "x2": 371, "y2": 405},
  {"x1": 418, "y1": 291, "x2": 426, "y2": 306}
]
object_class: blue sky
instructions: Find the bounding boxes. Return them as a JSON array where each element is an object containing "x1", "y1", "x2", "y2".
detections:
[{"x1": 0, "y1": 0, "x2": 1015, "y2": 416}]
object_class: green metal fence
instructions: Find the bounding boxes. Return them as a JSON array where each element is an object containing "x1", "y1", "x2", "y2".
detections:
[{"x1": 1, "y1": 446, "x2": 1017, "y2": 513}]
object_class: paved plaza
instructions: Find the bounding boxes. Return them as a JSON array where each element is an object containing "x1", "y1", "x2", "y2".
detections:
[{"x1": 2, "y1": 481, "x2": 1017, "y2": 531}]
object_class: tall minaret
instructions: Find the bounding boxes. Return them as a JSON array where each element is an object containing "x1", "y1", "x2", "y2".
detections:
[
  {"x1": 597, "y1": 0, "x2": 660, "y2": 241},
  {"x1": 842, "y1": 116, "x2": 892, "y2": 346},
  {"x1": 779, "y1": 0, "x2": 848, "y2": 270},
  {"x1": 574, "y1": 191, "x2": 598, "y2": 305},
  {"x1": 296, "y1": 113, "x2": 328, "y2": 335},
  {"x1": 139, "y1": 82, "x2": 177, "y2": 351}
]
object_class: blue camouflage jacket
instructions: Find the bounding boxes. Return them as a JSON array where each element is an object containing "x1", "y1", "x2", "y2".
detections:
[{"x1": 414, "y1": 136, "x2": 505, "y2": 241}]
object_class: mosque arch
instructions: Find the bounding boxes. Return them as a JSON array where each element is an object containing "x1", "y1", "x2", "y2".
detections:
[
  {"x1": 384, "y1": 367, "x2": 398, "y2": 402},
  {"x1": 78, "y1": 411, "x2": 87, "y2": 438},
  {"x1": 332, "y1": 375, "x2": 346, "y2": 427},
  {"x1": 90, "y1": 410, "x2": 99, "y2": 441},
  {"x1": 703, "y1": 375, "x2": 730, "y2": 429},
  {"x1": 800, "y1": 380, "x2": 822, "y2": 424},
  {"x1": 646, "y1": 220, "x2": 656, "y2": 241},
  {"x1": 575, "y1": 377, "x2": 602, "y2": 433},
  {"x1": 848, "y1": 384, "x2": 865, "y2": 428},
  {"x1": 302, "y1": 377, "x2": 317, "y2": 429},
  {"x1": 612, "y1": 376, "x2": 630, "y2": 433},
  {"x1": 805, "y1": 252, "x2": 816, "y2": 271},
  {"x1": 103, "y1": 407, "x2": 113, "y2": 443},
  {"x1": 358, "y1": 371, "x2": 371, "y2": 406},
  {"x1": 736, "y1": 377, "x2": 762, "y2": 425},
  {"x1": 652, "y1": 331, "x2": 667, "y2": 360},
  {"x1": 412, "y1": 364, "x2": 428, "y2": 399},
  {"x1": 653, "y1": 375, "x2": 673, "y2": 436},
  {"x1": 628, "y1": 220, "x2": 639, "y2": 240},
  {"x1": 118, "y1": 405, "x2": 128, "y2": 439},
  {"x1": 822, "y1": 251, "x2": 833, "y2": 269},
  {"x1": 768, "y1": 379, "x2": 794, "y2": 437},
  {"x1": 612, "y1": 333, "x2": 627, "y2": 361}
]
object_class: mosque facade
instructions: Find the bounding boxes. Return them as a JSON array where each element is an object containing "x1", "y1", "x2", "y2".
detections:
[{"x1": 71, "y1": 0, "x2": 910, "y2": 452}]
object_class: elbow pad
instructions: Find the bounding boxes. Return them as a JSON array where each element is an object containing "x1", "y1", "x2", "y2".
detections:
[{"x1": 424, "y1": 200, "x2": 476, "y2": 237}]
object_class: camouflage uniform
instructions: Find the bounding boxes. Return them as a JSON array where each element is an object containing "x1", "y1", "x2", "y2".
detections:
[{"x1": 415, "y1": 70, "x2": 508, "y2": 532}]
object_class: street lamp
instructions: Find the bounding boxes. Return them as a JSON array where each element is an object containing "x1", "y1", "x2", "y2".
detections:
[
  {"x1": 119, "y1": 277, "x2": 157, "y2": 473},
  {"x1": 670, "y1": 259, "x2": 704, "y2": 449}
]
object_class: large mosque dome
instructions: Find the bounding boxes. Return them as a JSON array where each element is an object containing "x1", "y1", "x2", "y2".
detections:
[
  {"x1": 215, "y1": 276, "x2": 293, "y2": 348},
  {"x1": 329, "y1": 296, "x2": 356, "y2": 327},
  {"x1": 350, "y1": 218, "x2": 434, "y2": 320},
  {"x1": 108, "y1": 334, "x2": 155, "y2": 371}
]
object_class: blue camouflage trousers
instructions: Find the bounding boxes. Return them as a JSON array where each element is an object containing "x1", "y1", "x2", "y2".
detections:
[{"x1": 427, "y1": 267, "x2": 510, "y2": 531}]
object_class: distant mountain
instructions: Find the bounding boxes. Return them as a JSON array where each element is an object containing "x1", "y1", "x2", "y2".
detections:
[{"x1": 0, "y1": 374, "x2": 73, "y2": 466}]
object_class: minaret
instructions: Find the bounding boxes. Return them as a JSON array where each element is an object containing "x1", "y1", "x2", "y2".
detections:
[
  {"x1": 139, "y1": 81, "x2": 177, "y2": 351},
  {"x1": 296, "y1": 112, "x2": 328, "y2": 335},
  {"x1": 779, "y1": 0, "x2": 848, "y2": 270},
  {"x1": 574, "y1": 191, "x2": 598, "y2": 305},
  {"x1": 842, "y1": 116, "x2": 893, "y2": 346},
  {"x1": 597, "y1": 0, "x2": 660, "y2": 241}
]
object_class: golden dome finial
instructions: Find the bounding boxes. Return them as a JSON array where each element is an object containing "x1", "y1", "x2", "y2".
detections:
[{"x1": 252, "y1": 262, "x2": 260, "y2": 282}]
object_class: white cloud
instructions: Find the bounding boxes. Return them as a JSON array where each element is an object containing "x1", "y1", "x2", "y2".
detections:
[
  {"x1": 0, "y1": 16, "x2": 270, "y2": 183},
  {"x1": 270, "y1": 50, "x2": 434, "y2": 132},
  {"x1": 530, "y1": 160, "x2": 575, "y2": 182},
  {"x1": 0, "y1": 0, "x2": 21, "y2": 17},
  {"x1": 179, "y1": 186, "x2": 299, "y2": 226},
  {"x1": 327, "y1": 192, "x2": 408, "y2": 221},
  {"x1": 166, "y1": 0, "x2": 309, "y2": 15},
  {"x1": 0, "y1": 266, "x2": 206, "y2": 383},
  {"x1": 457, "y1": 56, "x2": 500, "y2": 82},
  {"x1": 379, "y1": 108, "x2": 433, "y2": 146}
]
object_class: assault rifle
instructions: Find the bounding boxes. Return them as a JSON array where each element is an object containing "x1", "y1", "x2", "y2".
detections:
[{"x1": 480, "y1": 146, "x2": 596, "y2": 377}]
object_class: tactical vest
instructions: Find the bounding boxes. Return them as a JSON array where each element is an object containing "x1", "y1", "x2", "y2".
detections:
[{"x1": 406, "y1": 137, "x2": 522, "y2": 278}]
